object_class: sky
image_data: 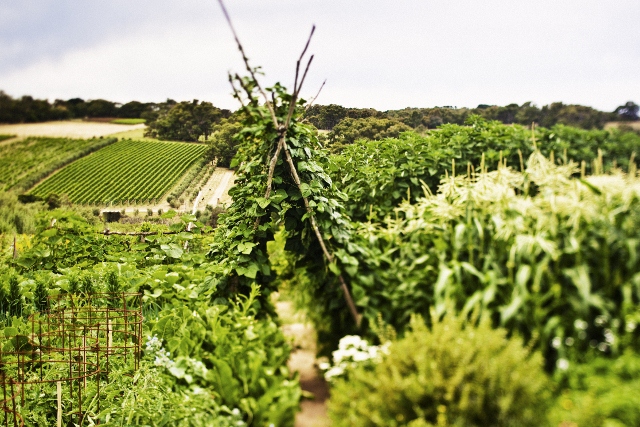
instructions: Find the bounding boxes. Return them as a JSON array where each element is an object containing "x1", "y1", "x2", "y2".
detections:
[{"x1": 1, "y1": 0, "x2": 639, "y2": 112}]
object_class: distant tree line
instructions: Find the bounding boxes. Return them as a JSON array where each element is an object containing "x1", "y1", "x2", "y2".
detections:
[
  {"x1": 0, "y1": 90, "x2": 161, "y2": 123},
  {"x1": 305, "y1": 101, "x2": 639, "y2": 132}
]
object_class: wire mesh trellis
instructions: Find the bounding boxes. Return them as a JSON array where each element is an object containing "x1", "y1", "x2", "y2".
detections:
[{"x1": 0, "y1": 292, "x2": 142, "y2": 426}]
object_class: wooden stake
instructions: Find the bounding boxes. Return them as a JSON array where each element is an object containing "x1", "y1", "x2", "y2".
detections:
[{"x1": 56, "y1": 381, "x2": 62, "y2": 427}]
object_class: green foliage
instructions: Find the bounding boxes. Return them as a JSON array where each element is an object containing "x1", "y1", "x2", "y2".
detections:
[
  {"x1": 0, "y1": 134, "x2": 15, "y2": 142},
  {"x1": 330, "y1": 116, "x2": 640, "y2": 222},
  {"x1": 14, "y1": 211, "x2": 205, "y2": 272},
  {"x1": 33, "y1": 275, "x2": 49, "y2": 311},
  {"x1": 327, "y1": 116, "x2": 412, "y2": 150},
  {"x1": 7, "y1": 274, "x2": 23, "y2": 317},
  {"x1": 145, "y1": 100, "x2": 226, "y2": 142},
  {"x1": 31, "y1": 139, "x2": 206, "y2": 205},
  {"x1": 549, "y1": 351, "x2": 640, "y2": 426},
  {"x1": 208, "y1": 118, "x2": 243, "y2": 167},
  {"x1": 6, "y1": 224, "x2": 300, "y2": 425},
  {"x1": 45, "y1": 192, "x2": 62, "y2": 209},
  {"x1": 111, "y1": 118, "x2": 146, "y2": 124},
  {"x1": 0, "y1": 136, "x2": 117, "y2": 192},
  {"x1": 68, "y1": 273, "x2": 80, "y2": 294},
  {"x1": 328, "y1": 314, "x2": 551, "y2": 427},
  {"x1": 147, "y1": 285, "x2": 300, "y2": 426},
  {"x1": 166, "y1": 157, "x2": 215, "y2": 205},
  {"x1": 80, "y1": 273, "x2": 95, "y2": 295},
  {"x1": 386, "y1": 101, "x2": 616, "y2": 130},
  {"x1": 332, "y1": 155, "x2": 640, "y2": 368},
  {"x1": 0, "y1": 91, "x2": 69, "y2": 123},
  {"x1": 304, "y1": 104, "x2": 382, "y2": 130},
  {"x1": 0, "y1": 190, "x2": 44, "y2": 234},
  {"x1": 205, "y1": 76, "x2": 354, "y2": 323}
]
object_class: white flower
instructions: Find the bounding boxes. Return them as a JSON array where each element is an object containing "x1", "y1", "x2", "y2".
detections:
[
  {"x1": 338, "y1": 335, "x2": 365, "y2": 350},
  {"x1": 556, "y1": 358, "x2": 569, "y2": 371},
  {"x1": 324, "y1": 366, "x2": 345, "y2": 380},
  {"x1": 564, "y1": 337, "x2": 574, "y2": 346},
  {"x1": 551, "y1": 337, "x2": 562, "y2": 349},
  {"x1": 626, "y1": 321, "x2": 637, "y2": 333},
  {"x1": 352, "y1": 351, "x2": 371, "y2": 362}
]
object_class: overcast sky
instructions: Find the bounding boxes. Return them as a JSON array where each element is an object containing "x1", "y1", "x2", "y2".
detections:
[{"x1": 1, "y1": 0, "x2": 639, "y2": 111}]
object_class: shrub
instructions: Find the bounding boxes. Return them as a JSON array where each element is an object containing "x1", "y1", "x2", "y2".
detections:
[
  {"x1": 147, "y1": 208, "x2": 153, "y2": 217},
  {"x1": 549, "y1": 350, "x2": 640, "y2": 427},
  {"x1": 328, "y1": 314, "x2": 551, "y2": 427}
]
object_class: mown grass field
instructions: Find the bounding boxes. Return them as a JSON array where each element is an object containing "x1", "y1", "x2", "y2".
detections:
[
  {"x1": 111, "y1": 118, "x2": 146, "y2": 125},
  {"x1": 0, "y1": 121, "x2": 146, "y2": 139},
  {"x1": 30, "y1": 139, "x2": 207, "y2": 205},
  {"x1": 0, "y1": 136, "x2": 116, "y2": 192}
]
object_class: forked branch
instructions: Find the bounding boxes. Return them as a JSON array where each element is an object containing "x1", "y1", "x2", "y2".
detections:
[{"x1": 218, "y1": 0, "x2": 361, "y2": 327}]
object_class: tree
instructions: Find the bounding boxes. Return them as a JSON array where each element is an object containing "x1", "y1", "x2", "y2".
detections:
[
  {"x1": 614, "y1": 101, "x2": 639, "y2": 121},
  {"x1": 85, "y1": 99, "x2": 118, "y2": 117},
  {"x1": 117, "y1": 101, "x2": 152, "y2": 118},
  {"x1": 327, "y1": 117, "x2": 412, "y2": 150},
  {"x1": 208, "y1": 118, "x2": 243, "y2": 167},
  {"x1": 145, "y1": 100, "x2": 226, "y2": 142}
]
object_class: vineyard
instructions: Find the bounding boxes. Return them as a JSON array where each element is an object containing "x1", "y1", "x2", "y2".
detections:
[
  {"x1": 0, "y1": 136, "x2": 116, "y2": 192},
  {"x1": 30, "y1": 139, "x2": 207, "y2": 205}
]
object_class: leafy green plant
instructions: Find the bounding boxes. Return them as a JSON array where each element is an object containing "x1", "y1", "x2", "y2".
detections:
[
  {"x1": 0, "y1": 136, "x2": 116, "y2": 192},
  {"x1": 33, "y1": 275, "x2": 49, "y2": 311},
  {"x1": 329, "y1": 116, "x2": 640, "y2": 222},
  {"x1": 7, "y1": 274, "x2": 23, "y2": 317},
  {"x1": 549, "y1": 350, "x2": 640, "y2": 427},
  {"x1": 30, "y1": 139, "x2": 206, "y2": 205},
  {"x1": 328, "y1": 314, "x2": 551, "y2": 427}
]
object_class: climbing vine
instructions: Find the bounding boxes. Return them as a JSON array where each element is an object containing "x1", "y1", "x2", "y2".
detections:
[{"x1": 207, "y1": 1, "x2": 360, "y2": 324}]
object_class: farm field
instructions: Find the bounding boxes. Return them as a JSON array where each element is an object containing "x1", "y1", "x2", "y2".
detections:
[
  {"x1": 0, "y1": 120, "x2": 145, "y2": 139},
  {"x1": 30, "y1": 139, "x2": 207, "y2": 205},
  {"x1": 0, "y1": 136, "x2": 116, "y2": 191},
  {"x1": 2, "y1": 93, "x2": 640, "y2": 426},
  {"x1": 605, "y1": 121, "x2": 640, "y2": 131}
]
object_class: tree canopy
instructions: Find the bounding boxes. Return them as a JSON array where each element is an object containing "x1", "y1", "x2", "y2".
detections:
[{"x1": 144, "y1": 100, "x2": 229, "y2": 142}]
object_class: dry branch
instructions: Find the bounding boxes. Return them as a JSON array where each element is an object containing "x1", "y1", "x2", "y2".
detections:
[{"x1": 218, "y1": 0, "x2": 362, "y2": 326}]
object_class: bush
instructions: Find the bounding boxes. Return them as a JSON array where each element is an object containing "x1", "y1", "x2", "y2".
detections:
[
  {"x1": 549, "y1": 350, "x2": 640, "y2": 427},
  {"x1": 328, "y1": 314, "x2": 551, "y2": 427}
]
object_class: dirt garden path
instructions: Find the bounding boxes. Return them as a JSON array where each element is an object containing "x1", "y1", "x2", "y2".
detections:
[
  {"x1": 191, "y1": 167, "x2": 235, "y2": 213},
  {"x1": 276, "y1": 300, "x2": 330, "y2": 427}
]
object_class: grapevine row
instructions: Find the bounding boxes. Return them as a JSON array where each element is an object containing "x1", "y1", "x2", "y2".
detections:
[{"x1": 31, "y1": 139, "x2": 206, "y2": 205}]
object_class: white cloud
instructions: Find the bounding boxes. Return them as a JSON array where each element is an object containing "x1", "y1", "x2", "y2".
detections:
[{"x1": 1, "y1": 0, "x2": 639, "y2": 111}]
